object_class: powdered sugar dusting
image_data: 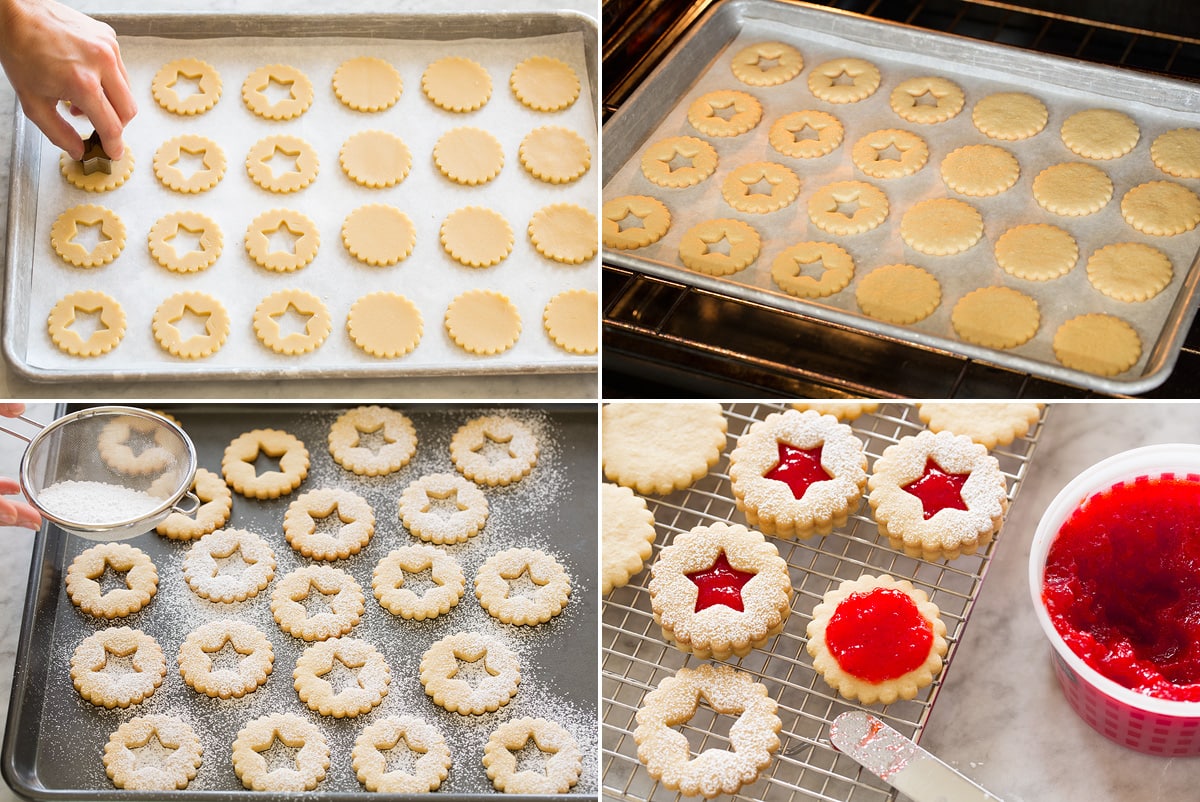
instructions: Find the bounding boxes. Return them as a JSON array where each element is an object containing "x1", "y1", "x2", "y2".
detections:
[{"x1": 38, "y1": 480, "x2": 165, "y2": 525}]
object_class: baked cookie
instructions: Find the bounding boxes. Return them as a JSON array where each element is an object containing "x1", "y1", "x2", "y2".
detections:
[
  {"x1": 768, "y1": 109, "x2": 844, "y2": 158},
  {"x1": 601, "y1": 483, "x2": 656, "y2": 595},
  {"x1": 1151, "y1": 128, "x2": 1200, "y2": 178},
  {"x1": 1061, "y1": 108, "x2": 1139, "y2": 159},
  {"x1": 901, "y1": 197, "x2": 983, "y2": 255},
  {"x1": 730, "y1": 41, "x2": 804, "y2": 86},
  {"x1": 50, "y1": 204, "x2": 126, "y2": 267},
  {"x1": 727, "y1": 408, "x2": 868, "y2": 538},
  {"x1": 916, "y1": 402, "x2": 1042, "y2": 449},
  {"x1": 994, "y1": 223, "x2": 1078, "y2": 281},
  {"x1": 245, "y1": 134, "x2": 319, "y2": 193},
  {"x1": 519, "y1": 125, "x2": 591, "y2": 184},
  {"x1": 441, "y1": 206, "x2": 513, "y2": 267},
  {"x1": 177, "y1": 619, "x2": 274, "y2": 699},
  {"x1": 890, "y1": 76, "x2": 964, "y2": 124},
  {"x1": 808, "y1": 180, "x2": 889, "y2": 235},
  {"x1": 855, "y1": 264, "x2": 941, "y2": 325},
  {"x1": 152, "y1": 134, "x2": 226, "y2": 193},
  {"x1": 147, "y1": 211, "x2": 222, "y2": 273},
  {"x1": 60, "y1": 148, "x2": 134, "y2": 192},
  {"x1": 271, "y1": 565, "x2": 365, "y2": 642},
  {"x1": 528, "y1": 203, "x2": 598, "y2": 264},
  {"x1": 634, "y1": 662, "x2": 781, "y2": 798},
  {"x1": 771, "y1": 241, "x2": 855, "y2": 299},
  {"x1": 602, "y1": 403, "x2": 727, "y2": 495},
  {"x1": 971, "y1": 91, "x2": 1047, "y2": 140},
  {"x1": 851, "y1": 128, "x2": 928, "y2": 179},
  {"x1": 293, "y1": 636, "x2": 390, "y2": 718},
  {"x1": 807, "y1": 57, "x2": 880, "y2": 103},
  {"x1": 156, "y1": 467, "x2": 232, "y2": 540},
  {"x1": 510, "y1": 56, "x2": 580, "y2": 111},
  {"x1": 1086, "y1": 242, "x2": 1173, "y2": 302},
  {"x1": 868, "y1": 429, "x2": 1009, "y2": 560},
  {"x1": 419, "y1": 631, "x2": 520, "y2": 714},
  {"x1": 327, "y1": 406, "x2": 416, "y2": 477},
  {"x1": 347, "y1": 292, "x2": 424, "y2": 358},
  {"x1": 244, "y1": 208, "x2": 320, "y2": 273},
  {"x1": 152, "y1": 58, "x2": 221, "y2": 115},
  {"x1": 252, "y1": 289, "x2": 332, "y2": 355},
  {"x1": 341, "y1": 204, "x2": 415, "y2": 266},
  {"x1": 445, "y1": 290, "x2": 521, "y2": 356},
  {"x1": 951, "y1": 286, "x2": 1040, "y2": 349},
  {"x1": 483, "y1": 718, "x2": 582, "y2": 794},
  {"x1": 603, "y1": 195, "x2": 670, "y2": 250},
  {"x1": 222, "y1": 428, "x2": 309, "y2": 499},
  {"x1": 790, "y1": 402, "x2": 880, "y2": 421},
  {"x1": 1032, "y1": 162, "x2": 1113, "y2": 216},
  {"x1": 940, "y1": 143, "x2": 1019, "y2": 196},
  {"x1": 433, "y1": 126, "x2": 504, "y2": 185},
  {"x1": 242, "y1": 64, "x2": 314, "y2": 120},
  {"x1": 339, "y1": 129, "x2": 412, "y2": 188},
  {"x1": 373, "y1": 545, "x2": 466, "y2": 621},
  {"x1": 640, "y1": 135, "x2": 718, "y2": 188},
  {"x1": 232, "y1": 713, "x2": 329, "y2": 791},
  {"x1": 475, "y1": 547, "x2": 571, "y2": 626},
  {"x1": 687, "y1": 89, "x2": 762, "y2": 137},
  {"x1": 283, "y1": 488, "x2": 375, "y2": 561},
  {"x1": 807, "y1": 574, "x2": 948, "y2": 704},
  {"x1": 332, "y1": 56, "x2": 402, "y2": 112},
  {"x1": 678, "y1": 218, "x2": 761, "y2": 276},
  {"x1": 71, "y1": 627, "x2": 166, "y2": 709},
  {"x1": 422, "y1": 56, "x2": 492, "y2": 112},
  {"x1": 1121, "y1": 180, "x2": 1200, "y2": 236},
  {"x1": 649, "y1": 522, "x2": 792, "y2": 659},
  {"x1": 397, "y1": 472, "x2": 488, "y2": 545},
  {"x1": 97, "y1": 414, "x2": 173, "y2": 476},
  {"x1": 352, "y1": 716, "x2": 451, "y2": 793},
  {"x1": 47, "y1": 290, "x2": 125, "y2": 356},
  {"x1": 544, "y1": 289, "x2": 598, "y2": 355},
  {"x1": 104, "y1": 715, "x2": 203, "y2": 791},
  {"x1": 151, "y1": 291, "x2": 230, "y2": 359},
  {"x1": 66, "y1": 542, "x2": 158, "y2": 618},
  {"x1": 182, "y1": 528, "x2": 276, "y2": 603},
  {"x1": 449, "y1": 415, "x2": 538, "y2": 486},
  {"x1": 1053, "y1": 313, "x2": 1142, "y2": 376},
  {"x1": 720, "y1": 161, "x2": 801, "y2": 214}
]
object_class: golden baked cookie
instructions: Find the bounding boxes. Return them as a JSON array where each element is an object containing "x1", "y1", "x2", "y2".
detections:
[
  {"x1": 678, "y1": 218, "x2": 761, "y2": 275},
  {"x1": 770, "y1": 241, "x2": 855, "y2": 299},
  {"x1": 422, "y1": 56, "x2": 492, "y2": 112},
  {"x1": 47, "y1": 290, "x2": 125, "y2": 356},
  {"x1": 328, "y1": 406, "x2": 416, "y2": 476},
  {"x1": 529, "y1": 203, "x2": 598, "y2": 263},
  {"x1": 634, "y1": 663, "x2": 781, "y2": 798},
  {"x1": 151, "y1": 291, "x2": 230, "y2": 359},
  {"x1": 96, "y1": 413, "x2": 174, "y2": 477},
  {"x1": 244, "y1": 208, "x2": 319, "y2": 273},
  {"x1": 419, "y1": 631, "x2": 520, "y2": 714},
  {"x1": 808, "y1": 180, "x2": 889, "y2": 235},
  {"x1": 519, "y1": 125, "x2": 590, "y2": 184},
  {"x1": 807, "y1": 574, "x2": 948, "y2": 704},
  {"x1": 544, "y1": 289, "x2": 598, "y2": 355},
  {"x1": 640, "y1": 135, "x2": 718, "y2": 188},
  {"x1": 284, "y1": 488, "x2": 375, "y2": 561},
  {"x1": 104, "y1": 715, "x2": 203, "y2": 791},
  {"x1": 483, "y1": 718, "x2": 583, "y2": 794},
  {"x1": 222, "y1": 428, "x2": 310, "y2": 500},
  {"x1": 347, "y1": 292, "x2": 423, "y2": 359},
  {"x1": 1151, "y1": 128, "x2": 1200, "y2": 178},
  {"x1": 1086, "y1": 242, "x2": 1173, "y2": 302},
  {"x1": 994, "y1": 223, "x2": 1078, "y2": 281},
  {"x1": 807, "y1": 57, "x2": 880, "y2": 103},
  {"x1": 71, "y1": 627, "x2": 165, "y2": 709},
  {"x1": 768, "y1": 109, "x2": 844, "y2": 158},
  {"x1": 147, "y1": 211, "x2": 222, "y2": 273},
  {"x1": 342, "y1": 205, "x2": 415, "y2": 266},
  {"x1": 182, "y1": 528, "x2": 276, "y2": 603},
  {"x1": 940, "y1": 143, "x2": 1019, "y2": 196},
  {"x1": 917, "y1": 402, "x2": 1042, "y2": 449},
  {"x1": 1053, "y1": 313, "x2": 1142, "y2": 376},
  {"x1": 441, "y1": 206, "x2": 513, "y2": 267},
  {"x1": 153, "y1": 134, "x2": 226, "y2": 193},
  {"x1": 444, "y1": 290, "x2": 521, "y2": 355},
  {"x1": 1032, "y1": 162, "x2": 1113, "y2": 216},
  {"x1": 721, "y1": 161, "x2": 801, "y2": 213},
  {"x1": 157, "y1": 468, "x2": 232, "y2": 540},
  {"x1": 242, "y1": 64, "x2": 314, "y2": 120},
  {"x1": 1121, "y1": 180, "x2": 1200, "y2": 236},
  {"x1": 951, "y1": 286, "x2": 1040, "y2": 349},
  {"x1": 890, "y1": 76, "x2": 965, "y2": 124},
  {"x1": 373, "y1": 545, "x2": 466, "y2": 620},
  {"x1": 730, "y1": 41, "x2": 804, "y2": 86},
  {"x1": 232, "y1": 713, "x2": 328, "y2": 792},
  {"x1": 339, "y1": 130, "x2": 411, "y2": 188},
  {"x1": 855, "y1": 264, "x2": 941, "y2": 325},
  {"x1": 601, "y1": 483, "x2": 656, "y2": 595},
  {"x1": 791, "y1": 401, "x2": 880, "y2": 421},
  {"x1": 602, "y1": 195, "x2": 670, "y2": 250},
  {"x1": 972, "y1": 91, "x2": 1047, "y2": 140},
  {"x1": 352, "y1": 717, "x2": 451, "y2": 793},
  {"x1": 434, "y1": 126, "x2": 504, "y2": 185},
  {"x1": 398, "y1": 472, "x2": 489, "y2": 545},
  {"x1": 1061, "y1": 108, "x2": 1139, "y2": 159},
  {"x1": 332, "y1": 56, "x2": 402, "y2": 112},
  {"x1": 50, "y1": 203, "x2": 125, "y2": 267},
  {"x1": 851, "y1": 128, "x2": 928, "y2": 179},
  {"x1": 475, "y1": 547, "x2": 571, "y2": 626},
  {"x1": 293, "y1": 636, "x2": 390, "y2": 718},
  {"x1": 152, "y1": 58, "x2": 221, "y2": 115},
  {"x1": 686, "y1": 89, "x2": 763, "y2": 137},
  {"x1": 602, "y1": 402, "x2": 727, "y2": 495},
  {"x1": 60, "y1": 148, "x2": 134, "y2": 192},
  {"x1": 271, "y1": 565, "x2": 365, "y2": 642},
  {"x1": 245, "y1": 134, "x2": 319, "y2": 193},
  {"x1": 900, "y1": 197, "x2": 983, "y2": 255},
  {"x1": 449, "y1": 415, "x2": 538, "y2": 486},
  {"x1": 66, "y1": 542, "x2": 158, "y2": 618},
  {"x1": 510, "y1": 56, "x2": 580, "y2": 111},
  {"x1": 252, "y1": 289, "x2": 332, "y2": 355},
  {"x1": 178, "y1": 619, "x2": 273, "y2": 699}
]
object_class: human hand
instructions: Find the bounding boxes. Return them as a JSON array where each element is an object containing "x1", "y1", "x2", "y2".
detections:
[
  {"x1": 0, "y1": 403, "x2": 26, "y2": 418},
  {"x1": 0, "y1": 478, "x2": 39, "y2": 529},
  {"x1": 0, "y1": 0, "x2": 136, "y2": 160}
]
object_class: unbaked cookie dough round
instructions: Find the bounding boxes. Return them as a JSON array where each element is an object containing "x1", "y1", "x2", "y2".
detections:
[
  {"x1": 433, "y1": 127, "x2": 503, "y2": 185},
  {"x1": 510, "y1": 56, "x2": 580, "y2": 111},
  {"x1": 1032, "y1": 162, "x2": 1113, "y2": 216},
  {"x1": 808, "y1": 180, "x2": 889, "y2": 235},
  {"x1": 347, "y1": 292, "x2": 423, "y2": 358},
  {"x1": 807, "y1": 57, "x2": 880, "y2": 103},
  {"x1": 687, "y1": 89, "x2": 762, "y2": 137},
  {"x1": 678, "y1": 218, "x2": 760, "y2": 276},
  {"x1": 148, "y1": 211, "x2": 222, "y2": 273},
  {"x1": 721, "y1": 161, "x2": 801, "y2": 213},
  {"x1": 245, "y1": 134, "x2": 319, "y2": 193},
  {"x1": 769, "y1": 110, "x2": 844, "y2": 158},
  {"x1": 242, "y1": 64, "x2": 314, "y2": 120},
  {"x1": 422, "y1": 57, "x2": 492, "y2": 112},
  {"x1": 640, "y1": 135, "x2": 718, "y2": 188},
  {"x1": 940, "y1": 143, "x2": 1019, "y2": 196},
  {"x1": 440, "y1": 207, "x2": 513, "y2": 267},
  {"x1": 339, "y1": 130, "x2": 411, "y2": 188},
  {"x1": 252, "y1": 289, "x2": 332, "y2": 356},
  {"x1": 50, "y1": 204, "x2": 126, "y2": 267},
  {"x1": 152, "y1": 58, "x2": 222, "y2": 115},
  {"x1": 972, "y1": 91, "x2": 1047, "y2": 140},
  {"x1": 153, "y1": 134, "x2": 226, "y2": 194},
  {"x1": 519, "y1": 126, "x2": 590, "y2": 184},
  {"x1": 730, "y1": 41, "x2": 804, "y2": 86},
  {"x1": 1061, "y1": 108, "x2": 1139, "y2": 159},
  {"x1": 151, "y1": 291, "x2": 230, "y2": 359},
  {"x1": 994, "y1": 223, "x2": 1077, "y2": 281},
  {"x1": 60, "y1": 148, "x2": 134, "y2": 192},
  {"x1": 529, "y1": 203, "x2": 597, "y2": 264},
  {"x1": 1121, "y1": 180, "x2": 1200, "y2": 236},
  {"x1": 1053, "y1": 314, "x2": 1141, "y2": 376},
  {"x1": 850, "y1": 128, "x2": 928, "y2": 179},
  {"x1": 245, "y1": 208, "x2": 320, "y2": 273},
  {"x1": 900, "y1": 197, "x2": 983, "y2": 255},
  {"x1": 603, "y1": 195, "x2": 670, "y2": 250},
  {"x1": 543, "y1": 289, "x2": 597, "y2": 355},
  {"x1": 332, "y1": 56, "x2": 403, "y2": 112},
  {"x1": 1086, "y1": 242, "x2": 1173, "y2": 302},
  {"x1": 342, "y1": 205, "x2": 415, "y2": 266},
  {"x1": 951, "y1": 286, "x2": 1040, "y2": 349},
  {"x1": 855, "y1": 264, "x2": 941, "y2": 325},
  {"x1": 48, "y1": 290, "x2": 125, "y2": 356},
  {"x1": 445, "y1": 290, "x2": 521, "y2": 356}
]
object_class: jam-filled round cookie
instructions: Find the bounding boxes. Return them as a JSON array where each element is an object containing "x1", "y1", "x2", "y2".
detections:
[
  {"x1": 728, "y1": 409, "x2": 867, "y2": 538},
  {"x1": 648, "y1": 522, "x2": 791, "y2": 660}
]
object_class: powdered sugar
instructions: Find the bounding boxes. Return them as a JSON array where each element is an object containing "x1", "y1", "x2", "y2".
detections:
[{"x1": 38, "y1": 480, "x2": 166, "y2": 525}]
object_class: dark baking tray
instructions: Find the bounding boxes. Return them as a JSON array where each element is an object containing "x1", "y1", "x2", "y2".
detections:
[{"x1": 1, "y1": 403, "x2": 598, "y2": 800}]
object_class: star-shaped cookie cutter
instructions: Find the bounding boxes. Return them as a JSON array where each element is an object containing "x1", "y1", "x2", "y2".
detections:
[{"x1": 80, "y1": 130, "x2": 112, "y2": 175}]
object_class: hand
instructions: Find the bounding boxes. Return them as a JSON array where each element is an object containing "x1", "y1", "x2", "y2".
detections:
[
  {"x1": 0, "y1": 478, "x2": 39, "y2": 529},
  {"x1": 0, "y1": 0, "x2": 137, "y2": 160}
]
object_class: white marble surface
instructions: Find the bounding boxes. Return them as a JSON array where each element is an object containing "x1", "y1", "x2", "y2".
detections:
[{"x1": 0, "y1": 0, "x2": 597, "y2": 400}]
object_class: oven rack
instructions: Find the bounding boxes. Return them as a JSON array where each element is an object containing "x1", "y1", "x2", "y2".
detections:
[{"x1": 601, "y1": 402, "x2": 1045, "y2": 801}]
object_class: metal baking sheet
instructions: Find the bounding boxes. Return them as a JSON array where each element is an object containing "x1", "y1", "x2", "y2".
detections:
[
  {"x1": 5, "y1": 12, "x2": 598, "y2": 383},
  {"x1": 602, "y1": 0, "x2": 1200, "y2": 395},
  {"x1": 2, "y1": 403, "x2": 598, "y2": 800}
]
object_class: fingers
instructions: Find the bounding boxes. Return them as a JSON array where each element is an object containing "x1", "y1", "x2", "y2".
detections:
[
  {"x1": 0, "y1": 479, "x2": 20, "y2": 495},
  {"x1": 0, "y1": 403, "x2": 26, "y2": 418},
  {"x1": 20, "y1": 95, "x2": 86, "y2": 160},
  {"x1": 0, "y1": 498, "x2": 41, "y2": 531},
  {"x1": 70, "y1": 80, "x2": 125, "y2": 160}
]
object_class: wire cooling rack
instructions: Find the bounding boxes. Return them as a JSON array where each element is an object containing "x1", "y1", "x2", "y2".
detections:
[{"x1": 601, "y1": 402, "x2": 1046, "y2": 802}]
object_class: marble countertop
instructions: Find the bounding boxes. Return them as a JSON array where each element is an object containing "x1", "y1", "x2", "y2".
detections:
[{"x1": 0, "y1": 0, "x2": 597, "y2": 400}]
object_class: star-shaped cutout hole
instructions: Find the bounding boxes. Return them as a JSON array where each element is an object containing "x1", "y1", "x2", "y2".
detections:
[
  {"x1": 614, "y1": 210, "x2": 648, "y2": 233},
  {"x1": 261, "y1": 144, "x2": 302, "y2": 178},
  {"x1": 423, "y1": 487, "x2": 465, "y2": 518},
  {"x1": 168, "y1": 69, "x2": 204, "y2": 100},
  {"x1": 742, "y1": 175, "x2": 778, "y2": 198},
  {"x1": 752, "y1": 55, "x2": 781, "y2": 71},
  {"x1": 256, "y1": 732, "x2": 303, "y2": 773},
  {"x1": 472, "y1": 431, "x2": 516, "y2": 464},
  {"x1": 830, "y1": 70, "x2": 856, "y2": 87},
  {"x1": 765, "y1": 442, "x2": 831, "y2": 500},
  {"x1": 791, "y1": 123, "x2": 820, "y2": 143},
  {"x1": 512, "y1": 736, "x2": 556, "y2": 775},
  {"x1": 68, "y1": 220, "x2": 110, "y2": 253},
  {"x1": 665, "y1": 151, "x2": 696, "y2": 173},
  {"x1": 872, "y1": 142, "x2": 907, "y2": 163},
  {"x1": 381, "y1": 732, "x2": 423, "y2": 775},
  {"x1": 241, "y1": 447, "x2": 283, "y2": 478},
  {"x1": 502, "y1": 565, "x2": 546, "y2": 600},
  {"x1": 296, "y1": 580, "x2": 338, "y2": 618},
  {"x1": 264, "y1": 221, "x2": 303, "y2": 256},
  {"x1": 794, "y1": 255, "x2": 828, "y2": 281},
  {"x1": 452, "y1": 653, "x2": 497, "y2": 688},
  {"x1": 397, "y1": 564, "x2": 438, "y2": 596},
  {"x1": 911, "y1": 90, "x2": 940, "y2": 107},
  {"x1": 164, "y1": 223, "x2": 205, "y2": 258},
  {"x1": 319, "y1": 654, "x2": 366, "y2": 694},
  {"x1": 705, "y1": 99, "x2": 738, "y2": 121},
  {"x1": 902, "y1": 458, "x2": 970, "y2": 520},
  {"x1": 211, "y1": 543, "x2": 253, "y2": 579},
  {"x1": 833, "y1": 193, "x2": 863, "y2": 219},
  {"x1": 65, "y1": 305, "x2": 107, "y2": 340},
  {"x1": 99, "y1": 644, "x2": 139, "y2": 676},
  {"x1": 310, "y1": 503, "x2": 352, "y2": 539},
  {"x1": 352, "y1": 423, "x2": 393, "y2": 453},
  {"x1": 259, "y1": 76, "x2": 297, "y2": 107},
  {"x1": 270, "y1": 302, "x2": 317, "y2": 339},
  {"x1": 167, "y1": 304, "x2": 213, "y2": 343},
  {"x1": 701, "y1": 234, "x2": 733, "y2": 257},
  {"x1": 129, "y1": 731, "x2": 179, "y2": 770},
  {"x1": 203, "y1": 637, "x2": 247, "y2": 674},
  {"x1": 686, "y1": 551, "x2": 755, "y2": 613},
  {"x1": 170, "y1": 146, "x2": 213, "y2": 180},
  {"x1": 92, "y1": 559, "x2": 132, "y2": 595}
]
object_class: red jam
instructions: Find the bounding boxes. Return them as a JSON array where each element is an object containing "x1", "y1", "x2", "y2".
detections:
[
  {"x1": 686, "y1": 551, "x2": 755, "y2": 613},
  {"x1": 765, "y1": 442, "x2": 831, "y2": 500},
  {"x1": 1043, "y1": 474, "x2": 1200, "y2": 702},
  {"x1": 902, "y1": 459, "x2": 970, "y2": 520},
  {"x1": 825, "y1": 587, "x2": 933, "y2": 683}
]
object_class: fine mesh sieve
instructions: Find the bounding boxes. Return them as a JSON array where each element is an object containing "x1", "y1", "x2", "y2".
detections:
[{"x1": 3, "y1": 406, "x2": 199, "y2": 540}]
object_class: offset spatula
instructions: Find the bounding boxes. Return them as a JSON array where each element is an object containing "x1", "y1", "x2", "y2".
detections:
[{"x1": 830, "y1": 711, "x2": 1003, "y2": 802}]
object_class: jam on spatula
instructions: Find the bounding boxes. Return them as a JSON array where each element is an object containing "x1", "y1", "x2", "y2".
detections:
[
  {"x1": 825, "y1": 587, "x2": 934, "y2": 682},
  {"x1": 765, "y1": 442, "x2": 831, "y2": 500},
  {"x1": 902, "y1": 458, "x2": 969, "y2": 520},
  {"x1": 686, "y1": 551, "x2": 756, "y2": 613}
]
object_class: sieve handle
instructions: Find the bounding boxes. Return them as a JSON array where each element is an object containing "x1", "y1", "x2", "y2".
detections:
[
  {"x1": 172, "y1": 491, "x2": 201, "y2": 516},
  {"x1": 0, "y1": 414, "x2": 46, "y2": 444}
]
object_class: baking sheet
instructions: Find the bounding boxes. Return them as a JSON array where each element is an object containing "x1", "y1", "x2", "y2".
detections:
[
  {"x1": 5, "y1": 12, "x2": 598, "y2": 383},
  {"x1": 602, "y1": 0, "x2": 1200, "y2": 394},
  {"x1": 2, "y1": 403, "x2": 598, "y2": 800}
]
